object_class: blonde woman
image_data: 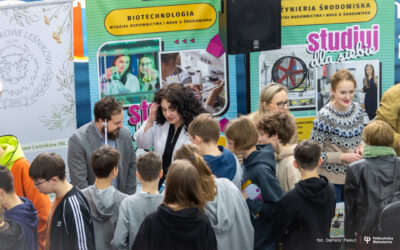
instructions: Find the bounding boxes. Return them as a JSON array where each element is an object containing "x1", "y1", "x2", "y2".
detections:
[{"x1": 248, "y1": 83, "x2": 297, "y2": 144}]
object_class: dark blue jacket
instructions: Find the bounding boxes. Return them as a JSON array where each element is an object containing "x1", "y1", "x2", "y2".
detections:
[
  {"x1": 203, "y1": 146, "x2": 237, "y2": 180},
  {"x1": 242, "y1": 144, "x2": 283, "y2": 250},
  {"x1": 4, "y1": 196, "x2": 38, "y2": 250}
]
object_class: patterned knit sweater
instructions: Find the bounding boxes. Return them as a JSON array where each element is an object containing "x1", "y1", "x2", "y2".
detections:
[{"x1": 310, "y1": 101, "x2": 363, "y2": 184}]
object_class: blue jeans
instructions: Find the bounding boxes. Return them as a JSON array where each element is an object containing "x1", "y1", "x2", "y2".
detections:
[{"x1": 334, "y1": 184, "x2": 344, "y2": 202}]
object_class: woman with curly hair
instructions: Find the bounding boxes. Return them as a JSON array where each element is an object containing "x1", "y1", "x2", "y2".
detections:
[{"x1": 135, "y1": 83, "x2": 207, "y2": 185}]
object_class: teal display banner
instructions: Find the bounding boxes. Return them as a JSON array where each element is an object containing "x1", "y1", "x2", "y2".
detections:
[{"x1": 86, "y1": 0, "x2": 238, "y2": 146}]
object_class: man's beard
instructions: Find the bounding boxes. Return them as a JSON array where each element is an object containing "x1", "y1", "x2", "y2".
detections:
[{"x1": 102, "y1": 127, "x2": 120, "y2": 141}]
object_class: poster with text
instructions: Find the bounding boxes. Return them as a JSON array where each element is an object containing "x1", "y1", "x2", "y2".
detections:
[
  {"x1": 0, "y1": 0, "x2": 75, "y2": 162},
  {"x1": 250, "y1": 0, "x2": 394, "y2": 136},
  {"x1": 86, "y1": 0, "x2": 238, "y2": 148}
]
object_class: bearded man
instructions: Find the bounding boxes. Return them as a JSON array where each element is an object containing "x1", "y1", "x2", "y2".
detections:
[{"x1": 68, "y1": 97, "x2": 137, "y2": 194}]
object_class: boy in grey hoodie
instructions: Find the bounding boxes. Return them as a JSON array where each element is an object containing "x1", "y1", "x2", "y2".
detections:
[
  {"x1": 112, "y1": 152, "x2": 164, "y2": 250},
  {"x1": 81, "y1": 146, "x2": 127, "y2": 250}
]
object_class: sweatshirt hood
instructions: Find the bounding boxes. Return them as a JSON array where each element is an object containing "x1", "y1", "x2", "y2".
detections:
[
  {"x1": 0, "y1": 135, "x2": 24, "y2": 170},
  {"x1": 296, "y1": 176, "x2": 333, "y2": 207},
  {"x1": 203, "y1": 146, "x2": 236, "y2": 180},
  {"x1": 4, "y1": 196, "x2": 38, "y2": 250},
  {"x1": 205, "y1": 179, "x2": 237, "y2": 233},
  {"x1": 85, "y1": 185, "x2": 125, "y2": 221},
  {"x1": 158, "y1": 204, "x2": 208, "y2": 241},
  {"x1": 244, "y1": 144, "x2": 276, "y2": 173},
  {"x1": 275, "y1": 144, "x2": 296, "y2": 162}
]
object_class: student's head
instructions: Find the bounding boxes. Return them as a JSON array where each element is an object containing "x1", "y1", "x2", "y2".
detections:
[
  {"x1": 257, "y1": 112, "x2": 295, "y2": 150},
  {"x1": 0, "y1": 165, "x2": 14, "y2": 194},
  {"x1": 94, "y1": 97, "x2": 124, "y2": 140},
  {"x1": 293, "y1": 140, "x2": 322, "y2": 171},
  {"x1": 259, "y1": 83, "x2": 289, "y2": 113},
  {"x1": 330, "y1": 69, "x2": 356, "y2": 111},
  {"x1": 0, "y1": 166, "x2": 14, "y2": 208},
  {"x1": 188, "y1": 113, "x2": 220, "y2": 146},
  {"x1": 154, "y1": 83, "x2": 205, "y2": 129},
  {"x1": 136, "y1": 152, "x2": 162, "y2": 182},
  {"x1": 138, "y1": 54, "x2": 155, "y2": 75},
  {"x1": 363, "y1": 120, "x2": 394, "y2": 147},
  {"x1": 163, "y1": 159, "x2": 206, "y2": 211},
  {"x1": 91, "y1": 146, "x2": 120, "y2": 179},
  {"x1": 363, "y1": 64, "x2": 377, "y2": 89},
  {"x1": 225, "y1": 116, "x2": 259, "y2": 154},
  {"x1": 29, "y1": 152, "x2": 66, "y2": 194},
  {"x1": 174, "y1": 144, "x2": 216, "y2": 201}
]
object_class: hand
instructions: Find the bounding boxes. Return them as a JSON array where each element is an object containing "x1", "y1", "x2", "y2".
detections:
[
  {"x1": 355, "y1": 145, "x2": 364, "y2": 156},
  {"x1": 105, "y1": 66, "x2": 116, "y2": 80},
  {"x1": 341, "y1": 153, "x2": 362, "y2": 164},
  {"x1": 185, "y1": 83, "x2": 203, "y2": 93},
  {"x1": 241, "y1": 191, "x2": 248, "y2": 200},
  {"x1": 205, "y1": 81, "x2": 224, "y2": 107},
  {"x1": 147, "y1": 103, "x2": 159, "y2": 124}
]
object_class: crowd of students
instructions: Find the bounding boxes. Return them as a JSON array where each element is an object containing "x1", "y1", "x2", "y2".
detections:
[{"x1": 1, "y1": 70, "x2": 400, "y2": 250}]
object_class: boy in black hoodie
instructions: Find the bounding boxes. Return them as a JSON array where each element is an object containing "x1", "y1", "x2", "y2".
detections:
[{"x1": 271, "y1": 140, "x2": 336, "y2": 250}]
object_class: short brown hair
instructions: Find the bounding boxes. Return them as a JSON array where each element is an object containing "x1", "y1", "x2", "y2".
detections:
[
  {"x1": 174, "y1": 144, "x2": 216, "y2": 201},
  {"x1": 91, "y1": 146, "x2": 120, "y2": 178},
  {"x1": 29, "y1": 153, "x2": 66, "y2": 181},
  {"x1": 225, "y1": 116, "x2": 258, "y2": 151},
  {"x1": 363, "y1": 120, "x2": 394, "y2": 146},
  {"x1": 0, "y1": 165, "x2": 14, "y2": 193},
  {"x1": 94, "y1": 97, "x2": 123, "y2": 122},
  {"x1": 136, "y1": 152, "x2": 162, "y2": 182},
  {"x1": 257, "y1": 112, "x2": 295, "y2": 145},
  {"x1": 294, "y1": 140, "x2": 321, "y2": 171},
  {"x1": 188, "y1": 113, "x2": 220, "y2": 143},
  {"x1": 163, "y1": 159, "x2": 206, "y2": 211}
]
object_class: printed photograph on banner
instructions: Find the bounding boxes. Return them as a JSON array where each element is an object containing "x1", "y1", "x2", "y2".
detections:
[
  {"x1": 259, "y1": 45, "x2": 316, "y2": 111},
  {"x1": 97, "y1": 38, "x2": 161, "y2": 106},
  {"x1": 315, "y1": 60, "x2": 380, "y2": 124},
  {"x1": 160, "y1": 49, "x2": 228, "y2": 116}
]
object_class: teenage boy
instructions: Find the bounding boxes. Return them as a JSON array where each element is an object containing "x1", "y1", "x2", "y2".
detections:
[
  {"x1": 82, "y1": 146, "x2": 127, "y2": 250},
  {"x1": 0, "y1": 135, "x2": 51, "y2": 250},
  {"x1": 0, "y1": 165, "x2": 38, "y2": 250},
  {"x1": 188, "y1": 113, "x2": 242, "y2": 188},
  {"x1": 271, "y1": 140, "x2": 336, "y2": 250},
  {"x1": 112, "y1": 152, "x2": 163, "y2": 250},
  {"x1": 225, "y1": 117, "x2": 283, "y2": 250},
  {"x1": 29, "y1": 153, "x2": 95, "y2": 250}
]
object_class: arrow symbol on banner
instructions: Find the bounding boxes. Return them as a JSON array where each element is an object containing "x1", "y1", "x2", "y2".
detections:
[
  {"x1": 183, "y1": 39, "x2": 187, "y2": 44},
  {"x1": 191, "y1": 38, "x2": 195, "y2": 43},
  {"x1": 174, "y1": 39, "x2": 179, "y2": 44}
]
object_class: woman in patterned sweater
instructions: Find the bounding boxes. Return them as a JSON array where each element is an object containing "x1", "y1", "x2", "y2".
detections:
[{"x1": 310, "y1": 69, "x2": 364, "y2": 201}]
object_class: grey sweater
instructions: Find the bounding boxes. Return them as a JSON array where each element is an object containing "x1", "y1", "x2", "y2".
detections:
[
  {"x1": 112, "y1": 192, "x2": 163, "y2": 250},
  {"x1": 81, "y1": 185, "x2": 127, "y2": 250},
  {"x1": 206, "y1": 178, "x2": 254, "y2": 250}
]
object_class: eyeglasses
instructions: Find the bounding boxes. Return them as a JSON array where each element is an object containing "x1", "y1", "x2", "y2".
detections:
[
  {"x1": 272, "y1": 100, "x2": 289, "y2": 108},
  {"x1": 34, "y1": 180, "x2": 47, "y2": 187}
]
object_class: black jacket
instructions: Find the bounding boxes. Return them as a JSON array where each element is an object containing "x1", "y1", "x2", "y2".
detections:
[
  {"x1": 50, "y1": 186, "x2": 95, "y2": 250},
  {"x1": 0, "y1": 220, "x2": 28, "y2": 250},
  {"x1": 344, "y1": 155, "x2": 400, "y2": 237},
  {"x1": 243, "y1": 144, "x2": 283, "y2": 250},
  {"x1": 132, "y1": 204, "x2": 217, "y2": 250},
  {"x1": 271, "y1": 176, "x2": 336, "y2": 250}
]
